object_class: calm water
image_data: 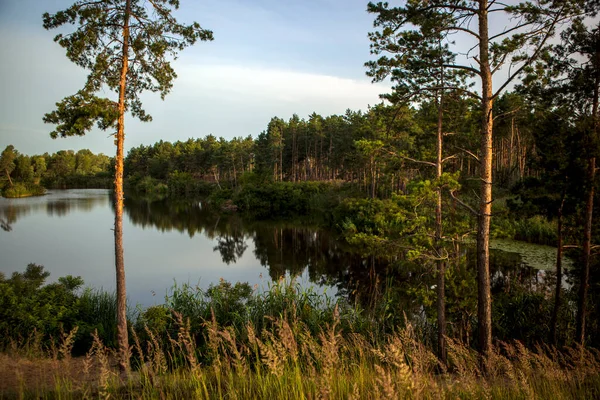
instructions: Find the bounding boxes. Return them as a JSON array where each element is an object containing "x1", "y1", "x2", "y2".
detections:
[
  {"x1": 0, "y1": 189, "x2": 349, "y2": 306},
  {"x1": 0, "y1": 189, "x2": 564, "y2": 307}
]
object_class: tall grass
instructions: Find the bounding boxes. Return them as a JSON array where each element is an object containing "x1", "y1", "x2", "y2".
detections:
[
  {"x1": 3, "y1": 312, "x2": 599, "y2": 399},
  {"x1": 2, "y1": 278, "x2": 599, "y2": 398}
]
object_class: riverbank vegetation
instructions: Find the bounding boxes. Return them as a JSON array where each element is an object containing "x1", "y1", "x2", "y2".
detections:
[
  {"x1": 1, "y1": 265, "x2": 599, "y2": 398},
  {"x1": 3, "y1": 0, "x2": 600, "y2": 396},
  {"x1": 0, "y1": 145, "x2": 113, "y2": 197}
]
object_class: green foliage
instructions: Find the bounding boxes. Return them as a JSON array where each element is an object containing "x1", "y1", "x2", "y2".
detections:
[
  {"x1": 43, "y1": 0, "x2": 214, "y2": 136},
  {"x1": 0, "y1": 145, "x2": 17, "y2": 185},
  {"x1": 336, "y1": 173, "x2": 469, "y2": 256},
  {"x1": 493, "y1": 290, "x2": 550, "y2": 345},
  {"x1": 43, "y1": 92, "x2": 119, "y2": 138},
  {"x1": 164, "y1": 280, "x2": 253, "y2": 336},
  {"x1": 233, "y1": 181, "x2": 333, "y2": 219},
  {"x1": 132, "y1": 176, "x2": 169, "y2": 199},
  {"x1": 247, "y1": 278, "x2": 342, "y2": 335},
  {"x1": 0, "y1": 145, "x2": 113, "y2": 192},
  {"x1": 492, "y1": 212, "x2": 557, "y2": 246},
  {"x1": 2, "y1": 183, "x2": 46, "y2": 198},
  {"x1": 167, "y1": 171, "x2": 215, "y2": 198},
  {"x1": 0, "y1": 265, "x2": 83, "y2": 349}
]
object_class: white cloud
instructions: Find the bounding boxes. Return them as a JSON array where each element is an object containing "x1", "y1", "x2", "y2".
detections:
[
  {"x1": 125, "y1": 62, "x2": 389, "y2": 146},
  {"x1": 0, "y1": 21, "x2": 389, "y2": 155},
  {"x1": 178, "y1": 64, "x2": 387, "y2": 105}
]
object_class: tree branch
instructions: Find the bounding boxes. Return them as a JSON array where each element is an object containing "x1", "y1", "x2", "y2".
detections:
[
  {"x1": 452, "y1": 145, "x2": 480, "y2": 162},
  {"x1": 399, "y1": 154, "x2": 436, "y2": 167},
  {"x1": 492, "y1": 8, "x2": 567, "y2": 99},
  {"x1": 443, "y1": 64, "x2": 481, "y2": 76},
  {"x1": 489, "y1": 21, "x2": 536, "y2": 42},
  {"x1": 442, "y1": 154, "x2": 458, "y2": 164},
  {"x1": 449, "y1": 190, "x2": 479, "y2": 216},
  {"x1": 445, "y1": 26, "x2": 480, "y2": 40}
]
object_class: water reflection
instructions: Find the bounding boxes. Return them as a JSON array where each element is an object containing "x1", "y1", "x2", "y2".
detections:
[
  {"x1": 0, "y1": 189, "x2": 110, "y2": 230},
  {"x1": 123, "y1": 196, "x2": 361, "y2": 281},
  {"x1": 1, "y1": 190, "x2": 562, "y2": 326},
  {"x1": 122, "y1": 198, "x2": 551, "y2": 314}
]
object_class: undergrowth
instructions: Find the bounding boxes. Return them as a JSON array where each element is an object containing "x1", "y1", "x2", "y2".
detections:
[{"x1": 2, "y1": 311, "x2": 599, "y2": 399}]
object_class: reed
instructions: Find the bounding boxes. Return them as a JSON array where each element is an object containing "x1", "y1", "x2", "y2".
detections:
[{"x1": 2, "y1": 311, "x2": 599, "y2": 399}]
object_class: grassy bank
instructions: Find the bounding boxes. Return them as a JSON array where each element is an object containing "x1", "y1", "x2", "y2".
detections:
[
  {"x1": 2, "y1": 266, "x2": 600, "y2": 398},
  {"x1": 2, "y1": 316, "x2": 599, "y2": 399}
]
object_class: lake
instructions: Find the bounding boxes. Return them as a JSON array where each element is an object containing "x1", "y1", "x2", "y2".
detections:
[{"x1": 0, "y1": 189, "x2": 564, "y2": 308}]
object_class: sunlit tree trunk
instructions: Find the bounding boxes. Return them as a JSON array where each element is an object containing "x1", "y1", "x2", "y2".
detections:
[
  {"x1": 477, "y1": 0, "x2": 493, "y2": 364},
  {"x1": 577, "y1": 48, "x2": 599, "y2": 344},
  {"x1": 115, "y1": 0, "x2": 131, "y2": 373},
  {"x1": 435, "y1": 86, "x2": 446, "y2": 364}
]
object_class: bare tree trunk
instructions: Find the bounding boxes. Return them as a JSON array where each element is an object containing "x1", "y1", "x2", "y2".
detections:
[
  {"x1": 115, "y1": 0, "x2": 131, "y2": 373},
  {"x1": 279, "y1": 139, "x2": 283, "y2": 182},
  {"x1": 550, "y1": 192, "x2": 565, "y2": 345},
  {"x1": 477, "y1": 0, "x2": 493, "y2": 365},
  {"x1": 232, "y1": 155, "x2": 237, "y2": 187},
  {"x1": 576, "y1": 44, "x2": 599, "y2": 346},
  {"x1": 5, "y1": 170, "x2": 12, "y2": 187},
  {"x1": 435, "y1": 84, "x2": 446, "y2": 365},
  {"x1": 577, "y1": 158, "x2": 595, "y2": 345}
]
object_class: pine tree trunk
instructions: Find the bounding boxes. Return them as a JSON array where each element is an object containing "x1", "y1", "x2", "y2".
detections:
[
  {"x1": 115, "y1": 0, "x2": 131, "y2": 373},
  {"x1": 5, "y1": 169, "x2": 12, "y2": 187},
  {"x1": 576, "y1": 44, "x2": 599, "y2": 346},
  {"x1": 550, "y1": 193, "x2": 565, "y2": 345},
  {"x1": 436, "y1": 86, "x2": 446, "y2": 364},
  {"x1": 477, "y1": 0, "x2": 493, "y2": 365}
]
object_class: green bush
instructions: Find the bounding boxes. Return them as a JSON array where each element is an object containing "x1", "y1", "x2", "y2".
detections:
[
  {"x1": 0, "y1": 264, "x2": 83, "y2": 349},
  {"x1": 2, "y1": 183, "x2": 46, "y2": 198},
  {"x1": 167, "y1": 171, "x2": 216, "y2": 198},
  {"x1": 234, "y1": 181, "x2": 333, "y2": 219},
  {"x1": 134, "y1": 176, "x2": 168, "y2": 198},
  {"x1": 492, "y1": 213, "x2": 557, "y2": 245}
]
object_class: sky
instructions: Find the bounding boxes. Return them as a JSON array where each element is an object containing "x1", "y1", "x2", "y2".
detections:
[{"x1": 0, "y1": 0, "x2": 390, "y2": 156}]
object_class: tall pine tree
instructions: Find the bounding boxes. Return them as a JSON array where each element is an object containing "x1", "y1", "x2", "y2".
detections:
[{"x1": 43, "y1": 0, "x2": 213, "y2": 371}]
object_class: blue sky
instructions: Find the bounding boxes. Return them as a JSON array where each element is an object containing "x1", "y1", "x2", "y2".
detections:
[{"x1": 0, "y1": 0, "x2": 389, "y2": 156}]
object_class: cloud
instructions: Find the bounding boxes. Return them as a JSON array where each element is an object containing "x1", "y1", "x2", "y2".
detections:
[
  {"x1": 180, "y1": 63, "x2": 385, "y2": 102},
  {"x1": 126, "y1": 62, "x2": 389, "y2": 146},
  {"x1": 0, "y1": 19, "x2": 389, "y2": 155}
]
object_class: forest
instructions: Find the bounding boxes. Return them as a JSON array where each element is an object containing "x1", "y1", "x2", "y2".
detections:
[
  {"x1": 0, "y1": 146, "x2": 113, "y2": 197},
  {"x1": 2, "y1": 0, "x2": 600, "y2": 398}
]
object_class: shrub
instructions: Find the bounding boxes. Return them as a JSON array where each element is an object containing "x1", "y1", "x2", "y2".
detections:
[
  {"x1": 2, "y1": 183, "x2": 45, "y2": 198},
  {"x1": 0, "y1": 264, "x2": 83, "y2": 349}
]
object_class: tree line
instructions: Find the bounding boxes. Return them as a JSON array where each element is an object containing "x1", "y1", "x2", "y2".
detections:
[
  {"x1": 124, "y1": 93, "x2": 540, "y2": 199},
  {"x1": 0, "y1": 145, "x2": 113, "y2": 197}
]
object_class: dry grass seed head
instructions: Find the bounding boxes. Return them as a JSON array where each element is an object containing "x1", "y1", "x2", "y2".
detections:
[
  {"x1": 173, "y1": 311, "x2": 199, "y2": 374},
  {"x1": 204, "y1": 308, "x2": 222, "y2": 366},
  {"x1": 278, "y1": 319, "x2": 298, "y2": 362},
  {"x1": 130, "y1": 328, "x2": 146, "y2": 369},
  {"x1": 319, "y1": 321, "x2": 340, "y2": 374},
  {"x1": 91, "y1": 331, "x2": 112, "y2": 394},
  {"x1": 220, "y1": 327, "x2": 247, "y2": 373},
  {"x1": 375, "y1": 364, "x2": 398, "y2": 400},
  {"x1": 446, "y1": 338, "x2": 481, "y2": 378},
  {"x1": 348, "y1": 382, "x2": 360, "y2": 400},
  {"x1": 514, "y1": 341, "x2": 533, "y2": 374},
  {"x1": 384, "y1": 336, "x2": 415, "y2": 392},
  {"x1": 145, "y1": 326, "x2": 168, "y2": 375},
  {"x1": 259, "y1": 330, "x2": 286, "y2": 377}
]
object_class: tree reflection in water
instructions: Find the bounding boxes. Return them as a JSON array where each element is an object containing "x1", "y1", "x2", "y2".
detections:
[
  {"x1": 0, "y1": 190, "x2": 109, "y2": 231},
  {"x1": 122, "y1": 195, "x2": 560, "y2": 343}
]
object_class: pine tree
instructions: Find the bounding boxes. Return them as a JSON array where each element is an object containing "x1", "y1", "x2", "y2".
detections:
[{"x1": 43, "y1": 0, "x2": 213, "y2": 371}]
